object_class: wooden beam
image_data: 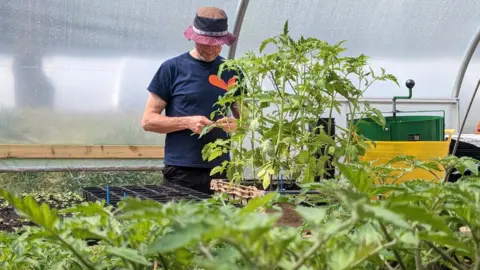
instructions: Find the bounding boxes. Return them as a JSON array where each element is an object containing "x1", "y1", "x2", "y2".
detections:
[{"x1": 0, "y1": 144, "x2": 164, "y2": 159}]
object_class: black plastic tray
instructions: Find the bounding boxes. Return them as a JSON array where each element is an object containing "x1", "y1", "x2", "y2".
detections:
[{"x1": 81, "y1": 183, "x2": 211, "y2": 207}]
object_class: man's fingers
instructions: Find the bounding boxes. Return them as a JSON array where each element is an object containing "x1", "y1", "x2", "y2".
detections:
[
  {"x1": 217, "y1": 122, "x2": 237, "y2": 132},
  {"x1": 200, "y1": 118, "x2": 214, "y2": 125},
  {"x1": 216, "y1": 117, "x2": 235, "y2": 124}
]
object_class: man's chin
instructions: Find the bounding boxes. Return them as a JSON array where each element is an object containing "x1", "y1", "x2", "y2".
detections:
[{"x1": 198, "y1": 54, "x2": 218, "y2": 62}]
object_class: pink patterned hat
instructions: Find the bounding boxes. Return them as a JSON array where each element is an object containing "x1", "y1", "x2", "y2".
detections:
[{"x1": 184, "y1": 7, "x2": 237, "y2": 46}]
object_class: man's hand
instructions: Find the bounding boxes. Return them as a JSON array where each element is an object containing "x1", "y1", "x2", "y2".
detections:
[
  {"x1": 187, "y1": 116, "x2": 214, "y2": 134},
  {"x1": 216, "y1": 117, "x2": 238, "y2": 133}
]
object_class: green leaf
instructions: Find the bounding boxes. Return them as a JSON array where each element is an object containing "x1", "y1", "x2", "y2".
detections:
[
  {"x1": 388, "y1": 204, "x2": 451, "y2": 233},
  {"x1": 362, "y1": 204, "x2": 410, "y2": 229},
  {"x1": 207, "y1": 148, "x2": 224, "y2": 162},
  {"x1": 106, "y1": 246, "x2": 151, "y2": 266},
  {"x1": 240, "y1": 192, "x2": 277, "y2": 214},
  {"x1": 419, "y1": 232, "x2": 473, "y2": 254},
  {"x1": 368, "y1": 185, "x2": 407, "y2": 197},
  {"x1": 337, "y1": 163, "x2": 374, "y2": 193},
  {"x1": 259, "y1": 38, "x2": 274, "y2": 53},
  {"x1": 315, "y1": 132, "x2": 336, "y2": 145},
  {"x1": 465, "y1": 160, "x2": 479, "y2": 175},
  {"x1": 367, "y1": 108, "x2": 386, "y2": 128},
  {"x1": 147, "y1": 223, "x2": 208, "y2": 254},
  {"x1": 263, "y1": 173, "x2": 271, "y2": 189},
  {"x1": 294, "y1": 206, "x2": 326, "y2": 225},
  {"x1": 210, "y1": 165, "x2": 226, "y2": 177},
  {"x1": 283, "y1": 20, "x2": 289, "y2": 35}
]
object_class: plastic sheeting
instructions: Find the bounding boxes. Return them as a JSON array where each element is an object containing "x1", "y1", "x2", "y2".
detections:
[
  {"x1": 0, "y1": 0, "x2": 238, "y2": 170},
  {"x1": 0, "y1": 0, "x2": 238, "y2": 145},
  {"x1": 237, "y1": 0, "x2": 480, "y2": 130},
  {"x1": 1, "y1": 0, "x2": 479, "y2": 170}
]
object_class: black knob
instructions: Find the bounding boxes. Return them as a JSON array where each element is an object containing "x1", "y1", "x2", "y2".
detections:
[{"x1": 406, "y1": 79, "x2": 415, "y2": 89}]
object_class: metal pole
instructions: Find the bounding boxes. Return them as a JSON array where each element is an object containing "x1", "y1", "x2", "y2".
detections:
[
  {"x1": 227, "y1": 0, "x2": 250, "y2": 59},
  {"x1": 452, "y1": 78, "x2": 480, "y2": 156},
  {"x1": 452, "y1": 26, "x2": 480, "y2": 98}
]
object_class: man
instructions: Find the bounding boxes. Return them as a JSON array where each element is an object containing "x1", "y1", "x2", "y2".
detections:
[{"x1": 142, "y1": 7, "x2": 241, "y2": 195}]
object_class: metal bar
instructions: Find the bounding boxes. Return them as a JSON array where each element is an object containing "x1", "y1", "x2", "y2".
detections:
[
  {"x1": 337, "y1": 98, "x2": 458, "y2": 104},
  {"x1": 457, "y1": 98, "x2": 461, "y2": 133},
  {"x1": 0, "y1": 165, "x2": 163, "y2": 173},
  {"x1": 227, "y1": 0, "x2": 250, "y2": 59},
  {"x1": 452, "y1": 78, "x2": 480, "y2": 156},
  {"x1": 452, "y1": 26, "x2": 480, "y2": 98}
]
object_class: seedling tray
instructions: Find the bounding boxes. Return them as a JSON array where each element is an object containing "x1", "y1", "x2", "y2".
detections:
[{"x1": 81, "y1": 183, "x2": 211, "y2": 207}]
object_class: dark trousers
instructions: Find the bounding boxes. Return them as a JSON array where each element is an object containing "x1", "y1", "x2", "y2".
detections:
[{"x1": 161, "y1": 165, "x2": 227, "y2": 195}]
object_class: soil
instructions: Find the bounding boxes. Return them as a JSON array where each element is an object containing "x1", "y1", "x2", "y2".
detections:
[
  {"x1": 265, "y1": 202, "x2": 304, "y2": 227},
  {"x1": 0, "y1": 194, "x2": 84, "y2": 232},
  {"x1": 0, "y1": 204, "x2": 34, "y2": 232}
]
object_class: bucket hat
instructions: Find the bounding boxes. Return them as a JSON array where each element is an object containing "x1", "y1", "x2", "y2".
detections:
[{"x1": 184, "y1": 7, "x2": 237, "y2": 46}]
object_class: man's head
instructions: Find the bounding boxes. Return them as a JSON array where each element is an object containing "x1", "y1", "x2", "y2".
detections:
[{"x1": 184, "y1": 7, "x2": 236, "y2": 60}]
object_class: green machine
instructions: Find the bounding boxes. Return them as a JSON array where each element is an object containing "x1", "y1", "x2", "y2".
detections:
[{"x1": 355, "y1": 79, "x2": 446, "y2": 142}]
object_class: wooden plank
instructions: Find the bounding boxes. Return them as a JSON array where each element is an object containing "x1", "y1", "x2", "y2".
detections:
[
  {"x1": 0, "y1": 144, "x2": 164, "y2": 159},
  {"x1": 0, "y1": 166, "x2": 164, "y2": 172}
]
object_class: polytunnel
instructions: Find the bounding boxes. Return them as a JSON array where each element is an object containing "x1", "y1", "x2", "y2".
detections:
[{"x1": 0, "y1": 0, "x2": 479, "y2": 171}]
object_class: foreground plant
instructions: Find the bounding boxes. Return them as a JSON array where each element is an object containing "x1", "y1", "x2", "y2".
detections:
[
  {"x1": 0, "y1": 156, "x2": 479, "y2": 269},
  {"x1": 202, "y1": 21, "x2": 398, "y2": 188}
]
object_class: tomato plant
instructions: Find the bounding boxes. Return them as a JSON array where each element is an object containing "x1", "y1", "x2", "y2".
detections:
[
  {"x1": 0, "y1": 155, "x2": 479, "y2": 269},
  {"x1": 202, "y1": 21, "x2": 398, "y2": 188}
]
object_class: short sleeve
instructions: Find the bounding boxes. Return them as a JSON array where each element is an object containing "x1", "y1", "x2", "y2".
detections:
[{"x1": 147, "y1": 60, "x2": 174, "y2": 102}]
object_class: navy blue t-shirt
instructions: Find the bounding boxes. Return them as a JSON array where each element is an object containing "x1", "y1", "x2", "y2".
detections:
[{"x1": 147, "y1": 52, "x2": 240, "y2": 169}]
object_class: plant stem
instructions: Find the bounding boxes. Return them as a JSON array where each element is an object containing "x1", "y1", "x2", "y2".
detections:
[
  {"x1": 424, "y1": 248, "x2": 455, "y2": 268},
  {"x1": 415, "y1": 245, "x2": 423, "y2": 270},
  {"x1": 348, "y1": 239, "x2": 398, "y2": 269},
  {"x1": 198, "y1": 243, "x2": 215, "y2": 261},
  {"x1": 55, "y1": 235, "x2": 96, "y2": 270},
  {"x1": 292, "y1": 216, "x2": 358, "y2": 270},
  {"x1": 425, "y1": 241, "x2": 466, "y2": 270},
  {"x1": 273, "y1": 77, "x2": 286, "y2": 176},
  {"x1": 224, "y1": 237, "x2": 258, "y2": 269},
  {"x1": 379, "y1": 222, "x2": 406, "y2": 270},
  {"x1": 414, "y1": 227, "x2": 424, "y2": 270},
  {"x1": 383, "y1": 259, "x2": 396, "y2": 270},
  {"x1": 157, "y1": 255, "x2": 168, "y2": 270}
]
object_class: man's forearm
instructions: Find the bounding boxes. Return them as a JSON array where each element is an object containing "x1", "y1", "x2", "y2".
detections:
[{"x1": 142, "y1": 113, "x2": 191, "y2": 134}]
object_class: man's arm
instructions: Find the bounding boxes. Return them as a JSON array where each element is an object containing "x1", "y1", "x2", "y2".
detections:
[{"x1": 142, "y1": 92, "x2": 213, "y2": 134}]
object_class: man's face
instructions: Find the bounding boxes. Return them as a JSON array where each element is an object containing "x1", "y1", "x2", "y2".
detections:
[{"x1": 195, "y1": 43, "x2": 222, "y2": 62}]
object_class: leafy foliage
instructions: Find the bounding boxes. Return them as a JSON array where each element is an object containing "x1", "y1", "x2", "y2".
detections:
[
  {"x1": 0, "y1": 161, "x2": 479, "y2": 269},
  {"x1": 202, "y1": 21, "x2": 398, "y2": 187}
]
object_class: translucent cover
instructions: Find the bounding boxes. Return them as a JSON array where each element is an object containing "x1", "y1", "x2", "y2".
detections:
[
  {"x1": 236, "y1": 0, "x2": 480, "y2": 132},
  {"x1": 237, "y1": 0, "x2": 480, "y2": 97},
  {"x1": 1, "y1": 0, "x2": 480, "y2": 170},
  {"x1": 0, "y1": 0, "x2": 239, "y2": 146}
]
